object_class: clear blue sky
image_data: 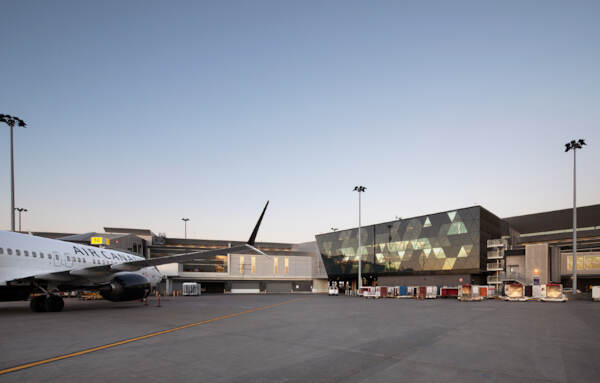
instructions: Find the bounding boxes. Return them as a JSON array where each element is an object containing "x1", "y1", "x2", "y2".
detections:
[{"x1": 1, "y1": 1, "x2": 599, "y2": 243}]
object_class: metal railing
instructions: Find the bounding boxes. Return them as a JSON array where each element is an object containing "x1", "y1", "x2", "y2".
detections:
[
  {"x1": 497, "y1": 271, "x2": 533, "y2": 285},
  {"x1": 486, "y1": 261, "x2": 504, "y2": 271}
]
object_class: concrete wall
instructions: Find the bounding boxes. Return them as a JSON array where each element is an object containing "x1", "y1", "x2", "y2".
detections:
[
  {"x1": 505, "y1": 255, "x2": 525, "y2": 275},
  {"x1": 550, "y1": 247, "x2": 561, "y2": 282},
  {"x1": 525, "y1": 244, "x2": 549, "y2": 284},
  {"x1": 230, "y1": 252, "x2": 312, "y2": 279},
  {"x1": 312, "y1": 279, "x2": 328, "y2": 293}
]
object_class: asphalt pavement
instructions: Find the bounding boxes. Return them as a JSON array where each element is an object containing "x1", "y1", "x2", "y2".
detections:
[{"x1": 1, "y1": 295, "x2": 599, "y2": 383}]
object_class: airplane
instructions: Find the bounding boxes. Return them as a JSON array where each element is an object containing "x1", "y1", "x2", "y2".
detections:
[{"x1": 0, "y1": 202, "x2": 269, "y2": 312}]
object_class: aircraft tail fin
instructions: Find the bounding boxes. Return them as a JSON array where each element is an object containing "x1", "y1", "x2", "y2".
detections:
[{"x1": 247, "y1": 201, "x2": 269, "y2": 247}]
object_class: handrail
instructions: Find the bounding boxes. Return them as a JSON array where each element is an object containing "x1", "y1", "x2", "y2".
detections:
[{"x1": 498, "y1": 271, "x2": 533, "y2": 285}]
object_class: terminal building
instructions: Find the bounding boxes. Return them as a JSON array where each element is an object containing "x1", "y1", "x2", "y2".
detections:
[
  {"x1": 29, "y1": 203, "x2": 600, "y2": 294},
  {"x1": 315, "y1": 204, "x2": 600, "y2": 291}
]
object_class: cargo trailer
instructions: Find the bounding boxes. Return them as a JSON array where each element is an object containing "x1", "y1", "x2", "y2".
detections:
[
  {"x1": 504, "y1": 283, "x2": 527, "y2": 301},
  {"x1": 593, "y1": 286, "x2": 600, "y2": 301},
  {"x1": 458, "y1": 284, "x2": 483, "y2": 301},
  {"x1": 541, "y1": 283, "x2": 567, "y2": 302}
]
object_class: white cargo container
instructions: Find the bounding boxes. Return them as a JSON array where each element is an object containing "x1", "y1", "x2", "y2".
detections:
[
  {"x1": 426, "y1": 286, "x2": 437, "y2": 299},
  {"x1": 532, "y1": 285, "x2": 543, "y2": 299},
  {"x1": 593, "y1": 286, "x2": 600, "y2": 301},
  {"x1": 182, "y1": 282, "x2": 201, "y2": 296},
  {"x1": 541, "y1": 283, "x2": 567, "y2": 302}
]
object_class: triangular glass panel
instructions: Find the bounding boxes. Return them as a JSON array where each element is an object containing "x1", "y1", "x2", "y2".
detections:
[{"x1": 447, "y1": 211, "x2": 457, "y2": 222}]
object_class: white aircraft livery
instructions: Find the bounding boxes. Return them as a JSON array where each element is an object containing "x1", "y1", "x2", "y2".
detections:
[{"x1": 0, "y1": 202, "x2": 269, "y2": 312}]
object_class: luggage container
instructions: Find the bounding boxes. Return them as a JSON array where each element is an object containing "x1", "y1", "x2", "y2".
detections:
[
  {"x1": 478, "y1": 286, "x2": 487, "y2": 298},
  {"x1": 182, "y1": 282, "x2": 201, "y2": 296},
  {"x1": 387, "y1": 286, "x2": 399, "y2": 298},
  {"x1": 532, "y1": 285, "x2": 543, "y2": 299},
  {"x1": 542, "y1": 283, "x2": 567, "y2": 302},
  {"x1": 362, "y1": 286, "x2": 377, "y2": 298},
  {"x1": 426, "y1": 286, "x2": 437, "y2": 299},
  {"x1": 375, "y1": 286, "x2": 388, "y2": 298},
  {"x1": 472, "y1": 285, "x2": 480, "y2": 298},
  {"x1": 417, "y1": 286, "x2": 427, "y2": 299},
  {"x1": 399, "y1": 286, "x2": 408, "y2": 296},
  {"x1": 441, "y1": 287, "x2": 458, "y2": 298},
  {"x1": 459, "y1": 284, "x2": 483, "y2": 301},
  {"x1": 593, "y1": 286, "x2": 600, "y2": 301},
  {"x1": 504, "y1": 283, "x2": 527, "y2": 301}
]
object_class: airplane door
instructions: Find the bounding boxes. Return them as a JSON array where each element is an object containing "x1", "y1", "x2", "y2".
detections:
[
  {"x1": 53, "y1": 251, "x2": 61, "y2": 267},
  {"x1": 64, "y1": 253, "x2": 73, "y2": 268}
]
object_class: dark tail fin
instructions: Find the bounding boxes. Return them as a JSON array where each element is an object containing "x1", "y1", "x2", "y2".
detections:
[{"x1": 247, "y1": 201, "x2": 269, "y2": 246}]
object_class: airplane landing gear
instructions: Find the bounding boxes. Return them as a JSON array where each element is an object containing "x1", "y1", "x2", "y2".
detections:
[
  {"x1": 45, "y1": 295, "x2": 64, "y2": 312},
  {"x1": 30, "y1": 295, "x2": 46, "y2": 312},
  {"x1": 29, "y1": 295, "x2": 64, "y2": 312}
]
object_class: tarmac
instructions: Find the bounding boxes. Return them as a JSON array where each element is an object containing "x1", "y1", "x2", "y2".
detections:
[{"x1": 0, "y1": 294, "x2": 599, "y2": 383}]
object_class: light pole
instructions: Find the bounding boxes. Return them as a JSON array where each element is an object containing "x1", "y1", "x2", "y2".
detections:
[
  {"x1": 565, "y1": 139, "x2": 586, "y2": 294},
  {"x1": 15, "y1": 208, "x2": 27, "y2": 232},
  {"x1": 353, "y1": 185, "x2": 366, "y2": 290},
  {"x1": 182, "y1": 218, "x2": 190, "y2": 239},
  {"x1": 1, "y1": 114, "x2": 27, "y2": 231}
]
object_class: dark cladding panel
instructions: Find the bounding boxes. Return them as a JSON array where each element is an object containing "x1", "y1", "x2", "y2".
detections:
[{"x1": 316, "y1": 206, "x2": 487, "y2": 279}]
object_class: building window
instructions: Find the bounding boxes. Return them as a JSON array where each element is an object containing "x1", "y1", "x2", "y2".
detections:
[
  {"x1": 274, "y1": 256, "x2": 278, "y2": 274},
  {"x1": 240, "y1": 256, "x2": 244, "y2": 274},
  {"x1": 251, "y1": 256, "x2": 256, "y2": 273},
  {"x1": 285, "y1": 257, "x2": 289, "y2": 274}
]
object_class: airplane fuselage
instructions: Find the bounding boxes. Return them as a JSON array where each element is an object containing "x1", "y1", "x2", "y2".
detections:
[{"x1": 0, "y1": 231, "x2": 162, "y2": 295}]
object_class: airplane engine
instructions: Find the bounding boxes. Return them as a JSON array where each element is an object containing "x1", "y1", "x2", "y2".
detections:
[{"x1": 99, "y1": 273, "x2": 150, "y2": 302}]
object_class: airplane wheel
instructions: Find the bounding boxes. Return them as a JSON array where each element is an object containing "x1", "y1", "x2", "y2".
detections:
[
  {"x1": 30, "y1": 296, "x2": 47, "y2": 312},
  {"x1": 45, "y1": 295, "x2": 64, "y2": 312}
]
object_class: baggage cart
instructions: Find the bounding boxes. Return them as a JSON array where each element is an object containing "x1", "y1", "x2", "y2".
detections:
[
  {"x1": 542, "y1": 283, "x2": 567, "y2": 302},
  {"x1": 504, "y1": 283, "x2": 527, "y2": 301}
]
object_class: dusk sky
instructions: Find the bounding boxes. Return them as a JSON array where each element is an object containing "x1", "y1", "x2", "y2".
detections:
[{"x1": 1, "y1": 1, "x2": 598, "y2": 243}]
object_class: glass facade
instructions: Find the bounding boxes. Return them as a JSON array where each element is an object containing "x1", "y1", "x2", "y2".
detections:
[
  {"x1": 182, "y1": 255, "x2": 228, "y2": 273},
  {"x1": 315, "y1": 206, "x2": 502, "y2": 278}
]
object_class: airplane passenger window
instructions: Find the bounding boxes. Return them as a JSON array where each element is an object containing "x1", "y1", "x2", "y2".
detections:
[
  {"x1": 16, "y1": 250, "x2": 21, "y2": 256},
  {"x1": 32, "y1": 252, "x2": 37, "y2": 257},
  {"x1": 0, "y1": 248, "x2": 3, "y2": 255},
  {"x1": 55, "y1": 254, "x2": 59, "y2": 260},
  {"x1": 67, "y1": 256, "x2": 70, "y2": 261},
  {"x1": 7, "y1": 249, "x2": 13, "y2": 255},
  {"x1": 24, "y1": 251, "x2": 29, "y2": 257},
  {"x1": 40, "y1": 253, "x2": 44, "y2": 259}
]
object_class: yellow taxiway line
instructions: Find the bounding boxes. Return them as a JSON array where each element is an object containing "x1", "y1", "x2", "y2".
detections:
[{"x1": 0, "y1": 298, "x2": 301, "y2": 376}]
